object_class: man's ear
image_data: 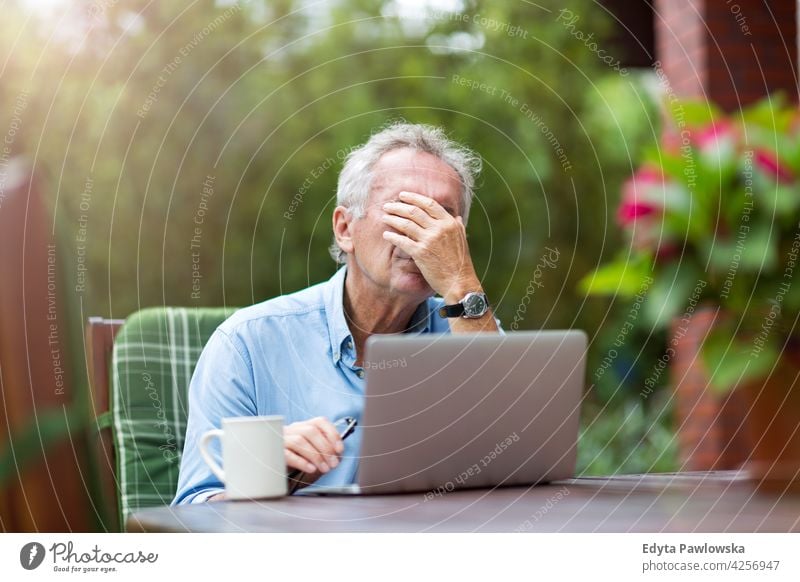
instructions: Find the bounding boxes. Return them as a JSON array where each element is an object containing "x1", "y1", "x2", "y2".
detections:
[{"x1": 332, "y1": 206, "x2": 355, "y2": 256}]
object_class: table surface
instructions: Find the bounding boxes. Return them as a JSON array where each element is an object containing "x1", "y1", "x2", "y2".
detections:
[{"x1": 127, "y1": 471, "x2": 800, "y2": 533}]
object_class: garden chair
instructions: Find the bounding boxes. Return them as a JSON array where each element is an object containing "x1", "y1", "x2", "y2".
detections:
[{"x1": 88, "y1": 306, "x2": 236, "y2": 530}]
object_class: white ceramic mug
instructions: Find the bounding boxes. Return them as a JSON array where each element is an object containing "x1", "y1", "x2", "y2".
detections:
[{"x1": 199, "y1": 415, "x2": 287, "y2": 500}]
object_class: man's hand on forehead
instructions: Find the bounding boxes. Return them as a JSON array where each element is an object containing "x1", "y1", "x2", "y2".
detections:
[
  {"x1": 383, "y1": 191, "x2": 456, "y2": 217},
  {"x1": 367, "y1": 192, "x2": 453, "y2": 215},
  {"x1": 381, "y1": 190, "x2": 478, "y2": 300},
  {"x1": 384, "y1": 191, "x2": 448, "y2": 224}
]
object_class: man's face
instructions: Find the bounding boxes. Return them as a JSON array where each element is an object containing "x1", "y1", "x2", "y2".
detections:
[{"x1": 341, "y1": 148, "x2": 464, "y2": 300}]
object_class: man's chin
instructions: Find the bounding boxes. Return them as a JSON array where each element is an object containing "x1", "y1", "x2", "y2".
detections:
[{"x1": 391, "y1": 267, "x2": 433, "y2": 296}]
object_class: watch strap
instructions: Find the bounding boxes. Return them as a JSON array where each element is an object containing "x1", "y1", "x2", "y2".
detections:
[
  {"x1": 438, "y1": 303, "x2": 465, "y2": 318},
  {"x1": 438, "y1": 291, "x2": 489, "y2": 319}
]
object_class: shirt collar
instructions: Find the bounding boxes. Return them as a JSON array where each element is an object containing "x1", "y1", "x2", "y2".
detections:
[
  {"x1": 324, "y1": 265, "x2": 433, "y2": 364},
  {"x1": 407, "y1": 298, "x2": 433, "y2": 334},
  {"x1": 325, "y1": 266, "x2": 351, "y2": 364}
]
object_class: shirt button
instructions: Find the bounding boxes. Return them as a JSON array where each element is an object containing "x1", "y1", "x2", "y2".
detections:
[
  {"x1": 357, "y1": 370, "x2": 364, "y2": 379},
  {"x1": 347, "y1": 341, "x2": 353, "y2": 350}
]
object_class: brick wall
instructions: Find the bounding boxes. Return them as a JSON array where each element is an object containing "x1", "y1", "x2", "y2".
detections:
[
  {"x1": 655, "y1": 1, "x2": 798, "y2": 470},
  {"x1": 655, "y1": 0, "x2": 707, "y2": 100},
  {"x1": 655, "y1": 0, "x2": 798, "y2": 111}
]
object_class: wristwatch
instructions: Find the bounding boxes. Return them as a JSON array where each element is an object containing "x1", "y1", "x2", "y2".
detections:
[{"x1": 438, "y1": 291, "x2": 489, "y2": 319}]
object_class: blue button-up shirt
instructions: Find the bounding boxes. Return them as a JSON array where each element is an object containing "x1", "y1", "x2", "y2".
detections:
[{"x1": 173, "y1": 266, "x2": 456, "y2": 504}]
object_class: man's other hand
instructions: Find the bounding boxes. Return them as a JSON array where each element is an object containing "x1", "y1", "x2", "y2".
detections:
[{"x1": 284, "y1": 416, "x2": 343, "y2": 477}]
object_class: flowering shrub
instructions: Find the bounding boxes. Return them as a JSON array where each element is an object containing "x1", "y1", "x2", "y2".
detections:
[{"x1": 581, "y1": 95, "x2": 800, "y2": 390}]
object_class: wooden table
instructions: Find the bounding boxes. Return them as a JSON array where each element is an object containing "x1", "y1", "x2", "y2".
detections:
[{"x1": 127, "y1": 471, "x2": 800, "y2": 533}]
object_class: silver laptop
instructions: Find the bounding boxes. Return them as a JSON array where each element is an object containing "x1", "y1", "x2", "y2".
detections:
[{"x1": 298, "y1": 330, "x2": 587, "y2": 496}]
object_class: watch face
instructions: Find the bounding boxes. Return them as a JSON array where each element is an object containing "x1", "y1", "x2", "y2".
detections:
[{"x1": 463, "y1": 293, "x2": 487, "y2": 317}]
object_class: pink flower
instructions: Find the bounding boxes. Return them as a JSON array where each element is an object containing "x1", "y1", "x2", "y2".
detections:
[
  {"x1": 617, "y1": 166, "x2": 685, "y2": 259},
  {"x1": 693, "y1": 120, "x2": 735, "y2": 152},
  {"x1": 753, "y1": 148, "x2": 794, "y2": 184},
  {"x1": 617, "y1": 167, "x2": 663, "y2": 227},
  {"x1": 693, "y1": 120, "x2": 737, "y2": 166},
  {"x1": 618, "y1": 201, "x2": 657, "y2": 223}
]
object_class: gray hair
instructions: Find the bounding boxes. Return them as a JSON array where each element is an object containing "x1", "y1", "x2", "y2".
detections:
[{"x1": 329, "y1": 122, "x2": 482, "y2": 263}]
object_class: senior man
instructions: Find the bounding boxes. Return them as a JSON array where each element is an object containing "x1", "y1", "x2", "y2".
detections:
[{"x1": 173, "y1": 122, "x2": 499, "y2": 504}]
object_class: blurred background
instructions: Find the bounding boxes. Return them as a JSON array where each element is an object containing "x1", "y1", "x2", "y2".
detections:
[{"x1": 1, "y1": 0, "x2": 797, "y2": 531}]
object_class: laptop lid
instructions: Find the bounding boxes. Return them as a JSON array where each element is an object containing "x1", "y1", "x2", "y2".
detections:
[{"x1": 356, "y1": 330, "x2": 587, "y2": 495}]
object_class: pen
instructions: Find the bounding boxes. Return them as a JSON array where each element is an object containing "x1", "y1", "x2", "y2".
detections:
[{"x1": 288, "y1": 416, "x2": 357, "y2": 494}]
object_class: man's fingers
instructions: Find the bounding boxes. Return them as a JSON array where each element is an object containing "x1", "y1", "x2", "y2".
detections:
[
  {"x1": 285, "y1": 449, "x2": 316, "y2": 474},
  {"x1": 381, "y1": 214, "x2": 424, "y2": 241},
  {"x1": 283, "y1": 417, "x2": 344, "y2": 475},
  {"x1": 398, "y1": 190, "x2": 449, "y2": 219},
  {"x1": 285, "y1": 434, "x2": 331, "y2": 473},
  {"x1": 311, "y1": 417, "x2": 344, "y2": 454},
  {"x1": 285, "y1": 432, "x2": 336, "y2": 473},
  {"x1": 383, "y1": 201, "x2": 434, "y2": 228},
  {"x1": 382, "y1": 231, "x2": 418, "y2": 256}
]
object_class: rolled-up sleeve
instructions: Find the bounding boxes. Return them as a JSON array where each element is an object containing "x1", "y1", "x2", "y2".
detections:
[
  {"x1": 172, "y1": 329, "x2": 258, "y2": 505},
  {"x1": 494, "y1": 315, "x2": 505, "y2": 335}
]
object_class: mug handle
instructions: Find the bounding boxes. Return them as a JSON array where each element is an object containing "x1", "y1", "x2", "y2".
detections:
[{"x1": 199, "y1": 429, "x2": 226, "y2": 483}]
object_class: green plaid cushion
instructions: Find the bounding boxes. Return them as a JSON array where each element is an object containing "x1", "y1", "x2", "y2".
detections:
[{"x1": 111, "y1": 306, "x2": 237, "y2": 525}]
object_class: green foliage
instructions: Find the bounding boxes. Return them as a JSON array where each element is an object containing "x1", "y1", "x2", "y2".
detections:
[
  {"x1": 702, "y1": 328, "x2": 780, "y2": 393},
  {"x1": 1, "y1": 0, "x2": 669, "y2": 475},
  {"x1": 640, "y1": 260, "x2": 703, "y2": 329},
  {"x1": 1, "y1": 0, "x2": 658, "y2": 329},
  {"x1": 578, "y1": 394, "x2": 677, "y2": 475},
  {"x1": 578, "y1": 251, "x2": 652, "y2": 297}
]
